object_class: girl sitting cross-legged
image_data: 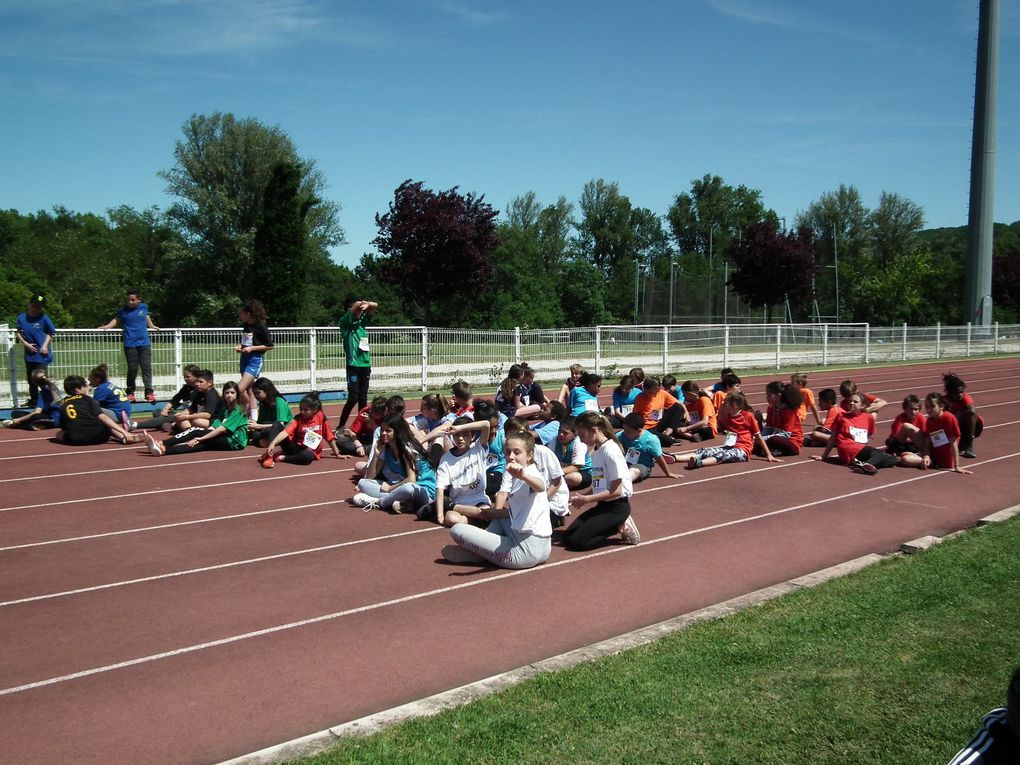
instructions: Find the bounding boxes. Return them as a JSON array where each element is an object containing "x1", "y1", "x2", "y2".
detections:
[{"x1": 350, "y1": 414, "x2": 437, "y2": 514}]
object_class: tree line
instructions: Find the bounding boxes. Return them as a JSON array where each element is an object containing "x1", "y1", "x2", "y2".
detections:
[{"x1": 2, "y1": 112, "x2": 1018, "y2": 330}]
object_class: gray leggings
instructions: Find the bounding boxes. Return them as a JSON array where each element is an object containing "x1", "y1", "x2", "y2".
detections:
[
  {"x1": 449, "y1": 517, "x2": 551, "y2": 569},
  {"x1": 357, "y1": 478, "x2": 432, "y2": 511}
]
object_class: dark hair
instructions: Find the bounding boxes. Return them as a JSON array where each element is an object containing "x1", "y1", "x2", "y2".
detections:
[
  {"x1": 381, "y1": 413, "x2": 426, "y2": 474},
  {"x1": 839, "y1": 379, "x2": 857, "y2": 398},
  {"x1": 474, "y1": 400, "x2": 498, "y2": 423},
  {"x1": 369, "y1": 395, "x2": 388, "y2": 414},
  {"x1": 818, "y1": 388, "x2": 837, "y2": 406},
  {"x1": 344, "y1": 295, "x2": 358, "y2": 311},
  {"x1": 252, "y1": 377, "x2": 285, "y2": 402},
  {"x1": 195, "y1": 369, "x2": 215, "y2": 383},
  {"x1": 942, "y1": 372, "x2": 966, "y2": 395},
  {"x1": 500, "y1": 364, "x2": 524, "y2": 402},
  {"x1": 88, "y1": 363, "x2": 110, "y2": 384},
  {"x1": 629, "y1": 367, "x2": 645, "y2": 383},
  {"x1": 643, "y1": 376, "x2": 661, "y2": 392},
  {"x1": 183, "y1": 363, "x2": 202, "y2": 378},
  {"x1": 452, "y1": 415, "x2": 473, "y2": 428},
  {"x1": 221, "y1": 381, "x2": 242, "y2": 412},
  {"x1": 451, "y1": 380, "x2": 472, "y2": 401},
  {"x1": 386, "y1": 395, "x2": 406, "y2": 417},
  {"x1": 724, "y1": 391, "x2": 752, "y2": 412},
  {"x1": 298, "y1": 392, "x2": 322, "y2": 414},
  {"x1": 240, "y1": 299, "x2": 267, "y2": 324},
  {"x1": 615, "y1": 375, "x2": 634, "y2": 394},
  {"x1": 766, "y1": 380, "x2": 802, "y2": 410},
  {"x1": 719, "y1": 367, "x2": 734, "y2": 380},
  {"x1": 126, "y1": 288, "x2": 141, "y2": 298},
  {"x1": 560, "y1": 415, "x2": 577, "y2": 433},
  {"x1": 923, "y1": 392, "x2": 948, "y2": 411},
  {"x1": 63, "y1": 375, "x2": 88, "y2": 395},
  {"x1": 503, "y1": 416, "x2": 530, "y2": 437},
  {"x1": 580, "y1": 372, "x2": 602, "y2": 390},
  {"x1": 721, "y1": 373, "x2": 741, "y2": 388},
  {"x1": 681, "y1": 380, "x2": 708, "y2": 399},
  {"x1": 545, "y1": 400, "x2": 566, "y2": 422},
  {"x1": 902, "y1": 393, "x2": 921, "y2": 407},
  {"x1": 421, "y1": 393, "x2": 449, "y2": 418},
  {"x1": 622, "y1": 412, "x2": 645, "y2": 430},
  {"x1": 574, "y1": 411, "x2": 622, "y2": 450},
  {"x1": 662, "y1": 374, "x2": 677, "y2": 390}
]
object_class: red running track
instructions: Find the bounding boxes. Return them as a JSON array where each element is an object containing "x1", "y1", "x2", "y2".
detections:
[{"x1": 1, "y1": 358, "x2": 1019, "y2": 764}]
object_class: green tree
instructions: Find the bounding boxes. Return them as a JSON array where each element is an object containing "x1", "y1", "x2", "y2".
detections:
[
  {"x1": 575, "y1": 179, "x2": 637, "y2": 321},
  {"x1": 870, "y1": 192, "x2": 925, "y2": 265},
  {"x1": 159, "y1": 112, "x2": 344, "y2": 322}
]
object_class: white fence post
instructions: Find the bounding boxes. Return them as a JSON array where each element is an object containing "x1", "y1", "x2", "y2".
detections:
[
  {"x1": 994, "y1": 322, "x2": 1000, "y2": 354},
  {"x1": 936, "y1": 322, "x2": 942, "y2": 358},
  {"x1": 308, "y1": 328, "x2": 318, "y2": 391},
  {"x1": 594, "y1": 326, "x2": 602, "y2": 374},
  {"x1": 902, "y1": 323, "x2": 908, "y2": 361},
  {"x1": 864, "y1": 324, "x2": 871, "y2": 364},
  {"x1": 514, "y1": 326, "x2": 521, "y2": 364},
  {"x1": 662, "y1": 325, "x2": 669, "y2": 374},
  {"x1": 966, "y1": 322, "x2": 972, "y2": 357},
  {"x1": 723, "y1": 324, "x2": 730, "y2": 368},
  {"x1": 823, "y1": 324, "x2": 829, "y2": 366},
  {"x1": 775, "y1": 324, "x2": 782, "y2": 369},
  {"x1": 421, "y1": 327, "x2": 429, "y2": 392},
  {"x1": 173, "y1": 329, "x2": 184, "y2": 391}
]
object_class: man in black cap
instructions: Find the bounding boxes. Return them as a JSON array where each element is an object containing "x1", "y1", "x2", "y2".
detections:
[{"x1": 15, "y1": 293, "x2": 56, "y2": 407}]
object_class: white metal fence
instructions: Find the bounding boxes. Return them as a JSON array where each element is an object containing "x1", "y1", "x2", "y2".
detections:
[{"x1": 3, "y1": 322, "x2": 1017, "y2": 407}]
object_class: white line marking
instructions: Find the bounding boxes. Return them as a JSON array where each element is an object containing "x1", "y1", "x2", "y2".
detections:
[
  {"x1": 3, "y1": 450, "x2": 1018, "y2": 698},
  {"x1": 0, "y1": 454, "x2": 256, "y2": 483},
  {"x1": 0, "y1": 526, "x2": 442, "y2": 607}
]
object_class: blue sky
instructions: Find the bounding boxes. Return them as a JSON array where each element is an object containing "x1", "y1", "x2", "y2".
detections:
[{"x1": 2, "y1": 0, "x2": 1017, "y2": 267}]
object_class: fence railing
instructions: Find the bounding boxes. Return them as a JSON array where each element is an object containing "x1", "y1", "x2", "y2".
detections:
[{"x1": 3, "y1": 322, "x2": 1017, "y2": 407}]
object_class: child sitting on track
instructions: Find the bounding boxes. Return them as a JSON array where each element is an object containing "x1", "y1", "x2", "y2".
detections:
[
  {"x1": 143, "y1": 381, "x2": 247, "y2": 456},
  {"x1": 617, "y1": 412, "x2": 680, "y2": 482},
  {"x1": 441, "y1": 427, "x2": 553, "y2": 568},
  {"x1": 757, "y1": 380, "x2": 804, "y2": 457},
  {"x1": 568, "y1": 372, "x2": 602, "y2": 416},
  {"x1": 351, "y1": 414, "x2": 437, "y2": 514},
  {"x1": 674, "y1": 380, "x2": 717, "y2": 442},
  {"x1": 427, "y1": 417, "x2": 493, "y2": 527},
  {"x1": 553, "y1": 415, "x2": 593, "y2": 489},
  {"x1": 897, "y1": 392, "x2": 972, "y2": 475},
  {"x1": 557, "y1": 363, "x2": 585, "y2": 407},
  {"x1": 505, "y1": 416, "x2": 569, "y2": 528},
  {"x1": 57, "y1": 376, "x2": 139, "y2": 446},
  {"x1": 680, "y1": 392, "x2": 778, "y2": 470},
  {"x1": 2, "y1": 369, "x2": 62, "y2": 431},
  {"x1": 604, "y1": 374, "x2": 638, "y2": 427},
  {"x1": 804, "y1": 388, "x2": 839, "y2": 446},
  {"x1": 260, "y1": 393, "x2": 342, "y2": 467},
  {"x1": 790, "y1": 372, "x2": 822, "y2": 426},
  {"x1": 885, "y1": 394, "x2": 924, "y2": 456},
  {"x1": 563, "y1": 412, "x2": 641, "y2": 549},
  {"x1": 248, "y1": 377, "x2": 293, "y2": 448},
  {"x1": 88, "y1": 363, "x2": 134, "y2": 430},
  {"x1": 633, "y1": 375, "x2": 687, "y2": 447},
  {"x1": 135, "y1": 364, "x2": 201, "y2": 432},
  {"x1": 711, "y1": 372, "x2": 741, "y2": 414},
  {"x1": 839, "y1": 379, "x2": 887, "y2": 414},
  {"x1": 943, "y1": 372, "x2": 983, "y2": 458},
  {"x1": 812, "y1": 392, "x2": 895, "y2": 474}
]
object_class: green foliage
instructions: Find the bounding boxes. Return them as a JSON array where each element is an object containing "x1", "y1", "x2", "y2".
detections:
[
  {"x1": 558, "y1": 258, "x2": 611, "y2": 326},
  {"x1": 668, "y1": 174, "x2": 777, "y2": 260},
  {"x1": 252, "y1": 162, "x2": 311, "y2": 324},
  {"x1": 840, "y1": 245, "x2": 943, "y2": 325},
  {"x1": 483, "y1": 221, "x2": 563, "y2": 329}
]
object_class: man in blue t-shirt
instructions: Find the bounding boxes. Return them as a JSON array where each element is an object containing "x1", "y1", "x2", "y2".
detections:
[
  {"x1": 15, "y1": 293, "x2": 56, "y2": 407},
  {"x1": 99, "y1": 289, "x2": 160, "y2": 403}
]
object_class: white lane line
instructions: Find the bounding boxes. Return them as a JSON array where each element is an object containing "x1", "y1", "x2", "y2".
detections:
[
  {"x1": 0, "y1": 526, "x2": 442, "y2": 607},
  {"x1": 3, "y1": 450, "x2": 1018, "y2": 698},
  {"x1": 0, "y1": 454, "x2": 256, "y2": 483},
  {"x1": 0, "y1": 467, "x2": 353, "y2": 513}
]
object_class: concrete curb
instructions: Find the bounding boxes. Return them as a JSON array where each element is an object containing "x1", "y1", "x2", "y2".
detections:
[{"x1": 217, "y1": 510, "x2": 1018, "y2": 765}]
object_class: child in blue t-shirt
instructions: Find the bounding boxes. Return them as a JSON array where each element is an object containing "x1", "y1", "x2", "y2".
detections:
[
  {"x1": 88, "y1": 363, "x2": 134, "y2": 430},
  {"x1": 568, "y1": 373, "x2": 602, "y2": 416},
  {"x1": 99, "y1": 289, "x2": 160, "y2": 403},
  {"x1": 2, "y1": 369, "x2": 62, "y2": 430},
  {"x1": 605, "y1": 374, "x2": 639, "y2": 427},
  {"x1": 553, "y1": 416, "x2": 593, "y2": 489},
  {"x1": 617, "y1": 412, "x2": 681, "y2": 482},
  {"x1": 15, "y1": 293, "x2": 56, "y2": 407}
]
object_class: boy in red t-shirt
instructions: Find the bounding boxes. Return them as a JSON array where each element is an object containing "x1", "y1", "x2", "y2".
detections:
[
  {"x1": 943, "y1": 372, "x2": 982, "y2": 458},
  {"x1": 885, "y1": 394, "x2": 925, "y2": 456},
  {"x1": 804, "y1": 388, "x2": 839, "y2": 446},
  {"x1": 898, "y1": 393, "x2": 972, "y2": 474}
]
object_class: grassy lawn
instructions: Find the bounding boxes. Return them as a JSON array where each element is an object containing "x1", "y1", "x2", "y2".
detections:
[{"x1": 294, "y1": 518, "x2": 1019, "y2": 765}]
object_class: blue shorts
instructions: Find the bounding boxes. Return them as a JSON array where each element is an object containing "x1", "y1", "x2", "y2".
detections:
[{"x1": 240, "y1": 354, "x2": 264, "y2": 378}]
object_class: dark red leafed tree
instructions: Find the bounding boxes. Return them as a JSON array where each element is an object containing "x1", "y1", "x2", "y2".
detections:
[
  {"x1": 373, "y1": 180, "x2": 499, "y2": 326},
  {"x1": 992, "y1": 247, "x2": 1020, "y2": 317},
  {"x1": 726, "y1": 223, "x2": 817, "y2": 320}
]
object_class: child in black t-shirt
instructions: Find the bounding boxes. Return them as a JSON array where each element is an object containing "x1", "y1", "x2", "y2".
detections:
[{"x1": 57, "y1": 376, "x2": 139, "y2": 446}]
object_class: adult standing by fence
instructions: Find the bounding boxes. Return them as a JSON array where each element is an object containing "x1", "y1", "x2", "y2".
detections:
[
  {"x1": 15, "y1": 293, "x2": 56, "y2": 407},
  {"x1": 337, "y1": 297, "x2": 378, "y2": 428},
  {"x1": 98, "y1": 288, "x2": 160, "y2": 403}
]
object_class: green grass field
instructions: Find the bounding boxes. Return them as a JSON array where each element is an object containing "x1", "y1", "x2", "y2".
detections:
[{"x1": 291, "y1": 518, "x2": 1019, "y2": 765}]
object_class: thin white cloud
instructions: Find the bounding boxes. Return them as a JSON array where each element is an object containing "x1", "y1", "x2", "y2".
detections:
[
  {"x1": 703, "y1": 0, "x2": 882, "y2": 46},
  {"x1": 423, "y1": 0, "x2": 508, "y2": 27}
]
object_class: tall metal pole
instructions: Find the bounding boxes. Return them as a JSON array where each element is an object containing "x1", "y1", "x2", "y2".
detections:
[
  {"x1": 964, "y1": 0, "x2": 999, "y2": 328},
  {"x1": 668, "y1": 262, "x2": 675, "y2": 325},
  {"x1": 708, "y1": 223, "x2": 719, "y2": 323}
]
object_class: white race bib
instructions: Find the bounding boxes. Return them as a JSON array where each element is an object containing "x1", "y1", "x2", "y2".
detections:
[
  {"x1": 723, "y1": 431, "x2": 737, "y2": 447},
  {"x1": 620, "y1": 404, "x2": 633, "y2": 416},
  {"x1": 358, "y1": 337, "x2": 371, "y2": 352},
  {"x1": 592, "y1": 468, "x2": 606, "y2": 492},
  {"x1": 521, "y1": 395, "x2": 530, "y2": 406},
  {"x1": 241, "y1": 332, "x2": 253, "y2": 348},
  {"x1": 849, "y1": 426, "x2": 869, "y2": 444},
  {"x1": 302, "y1": 428, "x2": 323, "y2": 450},
  {"x1": 689, "y1": 412, "x2": 702, "y2": 423},
  {"x1": 584, "y1": 399, "x2": 599, "y2": 412},
  {"x1": 625, "y1": 448, "x2": 640, "y2": 465},
  {"x1": 929, "y1": 429, "x2": 949, "y2": 448},
  {"x1": 649, "y1": 409, "x2": 663, "y2": 422}
]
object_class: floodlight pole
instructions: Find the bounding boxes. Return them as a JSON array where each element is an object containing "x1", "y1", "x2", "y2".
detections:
[{"x1": 964, "y1": 0, "x2": 999, "y2": 328}]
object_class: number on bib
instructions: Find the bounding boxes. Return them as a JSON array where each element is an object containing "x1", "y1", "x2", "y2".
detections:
[
  {"x1": 929, "y1": 429, "x2": 949, "y2": 448},
  {"x1": 625, "y1": 448, "x2": 640, "y2": 465},
  {"x1": 722, "y1": 431, "x2": 737, "y2": 447},
  {"x1": 302, "y1": 429, "x2": 323, "y2": 450}
]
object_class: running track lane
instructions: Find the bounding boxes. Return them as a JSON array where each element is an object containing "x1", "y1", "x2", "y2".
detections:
[{"x1": 0, "y1": 358, "x2": 1017, "y2": 764}]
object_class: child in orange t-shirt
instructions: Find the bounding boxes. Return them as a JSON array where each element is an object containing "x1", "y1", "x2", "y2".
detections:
[
  {"x1": 758, "y1": 380, "x2": 804, "y2": 456},
  {"x1": 805, "y1": 388, "x2": 839, "y2": 446},
  {"x1": 711, "y1": 373, "x2": 742, "y2": 422},
  {"x1": 790, "y1": 372, "x2": 821, "y2": 426},
  {"x1": 674, "y1": 392, "x2": 777, "y2": 470},
  {"x1": 632, "y1": 376, "x2": 687, "y2": 447},
  {"x1": 675, "y1": 380, "x2": 717, "y2": 442}
]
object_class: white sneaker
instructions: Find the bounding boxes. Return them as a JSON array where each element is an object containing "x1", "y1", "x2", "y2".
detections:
[
  {"x1": 144, "y1": 432, "x2": 164, "y2": 456},
  {"x1": 351, "y1": 493, "x2": 379, "y2": 510},
  {"x1": 618, "y1": 515, "x2": 641, "y2": 545},
  {"x1": 441, "y1": 544, "x2": 486, "y2": 564}
]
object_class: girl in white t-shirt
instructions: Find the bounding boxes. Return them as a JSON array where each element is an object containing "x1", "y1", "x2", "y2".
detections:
[
  {"x1": 426, "y1": 417, "x2": 492, "y2": 526},
  {"x1": 443, "y1": 432, "x2": 553, "y2": 569},
  {"x1": 563, "y1": 412, "x2": 641, "y2": 550},
  {"x1": 505, "y1": 417, "x2": 569, "y2": 527}
]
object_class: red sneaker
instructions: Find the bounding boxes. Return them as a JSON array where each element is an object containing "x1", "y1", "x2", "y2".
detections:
[
  {"x1": 127, "y1": 393, "x2": 137, "y2": 403},
  {"x1": 145, "y1": 391, "x2": 157, "y2": 404},
  {"x1": 259, "y1": 454, "x2": 276, "y2": 469}
]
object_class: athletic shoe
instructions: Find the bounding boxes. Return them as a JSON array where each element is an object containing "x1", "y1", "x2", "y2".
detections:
[
  {"x1": 389, "y1": 501, "x2": 404, "y2": 514},
  {"x1": 1, "y1": 420, "x2": 12, "y2": 429},
  {"x1": 663, "y1": 453, "x2": 678, "y2": 464},
  {"x1": 351, "y1": 493, "x2": 379, "y2": 510},
  {"x1": 127, "y1": 393, "x2": 137, "y2": 403},
  {"x1": 259, "y1": 454, "x2": 276, "y2": 469},
  {"x1": 119, "y1": 410, "x2": 133, "y2": 431},
  {"x1": 145, "y1": 391, "x2": 157, "y2": 404},
  {"x1": 274, "y1": 453, "x2": 285, "y2": 463},
  {"x1": 441, "y1": 544, "x2": 485, "y2": 564},
  {"x1": 849, "y1": 460, "x2": 877, "y2": 475},
  {"x1": 961, "y1": 448, "x2": 976, "y2": 459},
  {"x1": 143, "y1": 432, "x2": 164, "y2": 456},
  {"x1": 618, "y1": 515, "x2": 641, "y2": 545}
]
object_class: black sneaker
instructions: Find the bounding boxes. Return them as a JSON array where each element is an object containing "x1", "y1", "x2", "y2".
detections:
[{"x1": 960, "y1": 448, "x2": 976, "y2": 459}]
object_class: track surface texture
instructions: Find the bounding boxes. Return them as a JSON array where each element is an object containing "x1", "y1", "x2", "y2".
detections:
[{"x1": 1, "y1": 358, "x2": 1017, "y2": 764}]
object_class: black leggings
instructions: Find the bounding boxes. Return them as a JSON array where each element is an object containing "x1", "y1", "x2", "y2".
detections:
[
  {"x1": 855, "y1": 446, "x2": 896, "y2": 469},
  {"x1": 163, "y1": 427, "x2": 232, "y2": 456},
  {"x1": 562, "y1": 497, "x2": 631, "y2": 551},
  {"x1": 338, "y1": 365, "x2": 372, "y2": 427},
  {"x1": 266, "y1": 421, "x2": 317, "y2": 465}
]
